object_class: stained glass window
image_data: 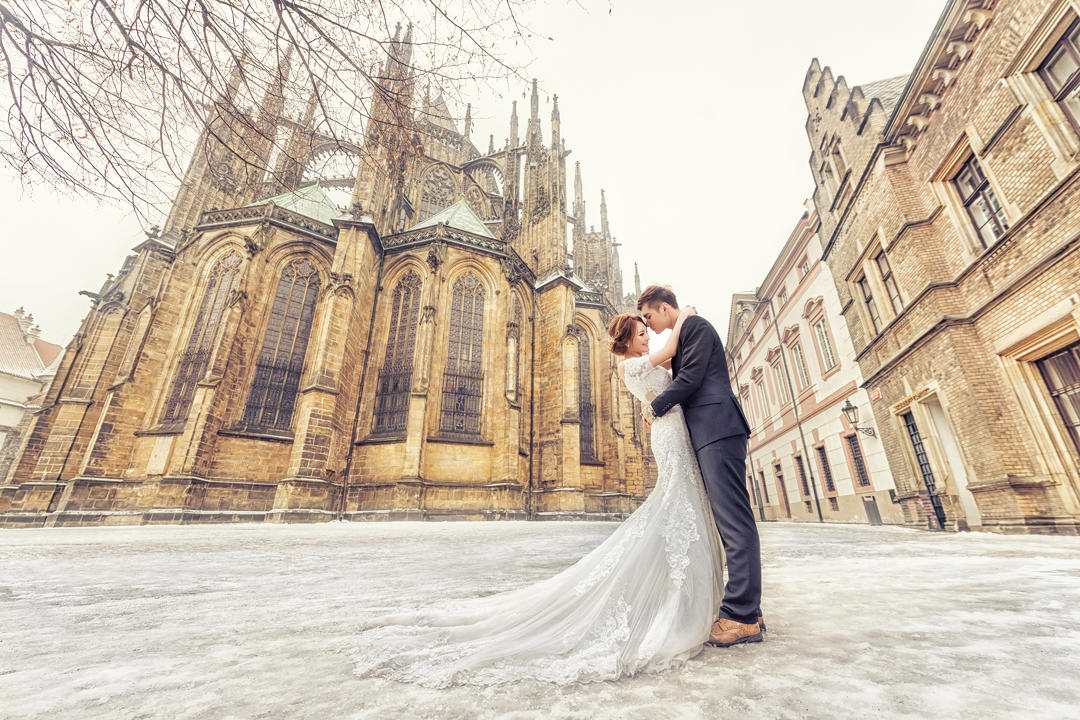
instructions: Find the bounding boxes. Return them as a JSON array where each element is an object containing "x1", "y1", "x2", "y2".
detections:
[
  {"x1": 439, "y1": 273, "x2": 485, "y2": 437},
  {"x1": 371, "y1": 271, "x2": 422, "y2": 435},
  {"x1": 160, "y1": 251, "x2": 243, "y2": 426},
  {"x1": 241, "y1": 259, "x2": 321, "y2": 432}
]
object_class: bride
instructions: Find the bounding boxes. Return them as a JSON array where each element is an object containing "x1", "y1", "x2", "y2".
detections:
[{"x1": 349, "y1": 306, "x2": 726, "y2": 687}]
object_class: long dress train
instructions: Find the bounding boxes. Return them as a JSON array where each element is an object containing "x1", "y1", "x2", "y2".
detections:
[{"x1": 348, "y1": 353, "x2": 724, "y2": 687}]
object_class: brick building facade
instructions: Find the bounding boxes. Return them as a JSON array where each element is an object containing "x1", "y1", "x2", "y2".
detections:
[
  {"x1": 0, "y1": 30, "x2": 654, "y2": 527},
  {"x1": 727, "y1": 208, "x2": 903, "y2": 526},
  {"x1": 803, "y1": 0, "x2": 1080, "y2": 533}
]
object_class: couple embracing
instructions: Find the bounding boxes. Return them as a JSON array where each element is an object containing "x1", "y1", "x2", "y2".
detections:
[{"x1": 350, "y1": 285, "x2": 763, "y2": 688}]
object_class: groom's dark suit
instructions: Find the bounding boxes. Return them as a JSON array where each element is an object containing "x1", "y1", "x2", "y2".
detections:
[{"x1": 650, "y1": 315, "x2": 761, "y2": 625}]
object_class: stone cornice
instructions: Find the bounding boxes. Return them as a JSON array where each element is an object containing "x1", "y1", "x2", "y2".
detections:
[{"x1": 196, "y1": 204, "x2": 338, "y2": 244}]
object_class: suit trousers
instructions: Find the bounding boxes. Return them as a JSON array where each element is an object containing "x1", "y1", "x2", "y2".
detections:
[{"x1": 695, "y1": 433, "x2": 761, "y2": 624}]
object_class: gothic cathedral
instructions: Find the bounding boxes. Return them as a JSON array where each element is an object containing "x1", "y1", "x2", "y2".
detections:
[{"x1": 0, "y1": 30, "x2": 657, "y2": 526}]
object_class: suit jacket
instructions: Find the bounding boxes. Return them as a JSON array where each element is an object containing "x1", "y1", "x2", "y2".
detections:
[{"x1": 650, "y1": 315, "x2": 751, "y2": 450}]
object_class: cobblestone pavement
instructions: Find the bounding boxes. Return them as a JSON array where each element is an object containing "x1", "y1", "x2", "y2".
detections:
[{"x1": 2, "y1": 521, "x2": 1078, "y2": 719}]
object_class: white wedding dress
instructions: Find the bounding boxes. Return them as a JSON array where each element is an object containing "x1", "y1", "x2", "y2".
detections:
[{"x1": 348, "y1": 354, "x2": 725, "y2": 687}]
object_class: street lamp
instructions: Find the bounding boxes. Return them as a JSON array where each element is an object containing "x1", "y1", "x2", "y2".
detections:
[{"x1": 841, "y1": 399, "x2": 876, "y2": 437}]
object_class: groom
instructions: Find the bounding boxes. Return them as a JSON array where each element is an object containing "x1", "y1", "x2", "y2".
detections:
[{"x1": 638, "y1": 285, "x2": 763, "y2": 648}]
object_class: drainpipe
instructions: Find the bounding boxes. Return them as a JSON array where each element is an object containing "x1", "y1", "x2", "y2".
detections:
[{"x1": 526, "y1": 294, "x2": 537, "y2": 520}]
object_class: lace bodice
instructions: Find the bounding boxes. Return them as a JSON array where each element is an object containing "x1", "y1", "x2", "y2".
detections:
[
  {"x1": 621, "y1": 354, "x2": 668, "y2": 404},
  {"x1": 347, "y1": 351, "x2": 724, "y2": 688}
]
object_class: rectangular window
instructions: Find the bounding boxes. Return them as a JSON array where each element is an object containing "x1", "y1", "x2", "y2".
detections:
[
  {"x1": 741, "y1": 391, "x2": 754, "y2": 427},
  {"x1": 772, "y1": 364, "x2": 790, "y2": 403},
  {"x1": 779, "y1": 287, "x2": 789, "y2": 305},
  {"x1": 804, "y1": 500, "x2": 813, "y2": 513},
  {"x1": 953, "y1": 156, "x2": 1010, "y2": 248},
  {"x1": 828, "y1": 497, "x2": 839, "y2": 512},
  {"x1": 1037, "y1": 340, "x2": 1080, "y2": 454},
  {"x1": 815, "y1": 445, "x2": 836, "y2": 493},
  {"x1": 857, "y1": 274, "x2": 882, "y2": 333},
  {"x1": 798, "y1": 258, "x2": 810, "y2": 278},
  {"x1": 755, "y1": 381, "x2": 769, "y2": 417},
  {"x1": 792, "y1": 342, "x2": 811, "y2": 388},
  {"x1": 814, "y1": 319, "x2": 838, "y2": 370},
  {"x1": 845, "y1": 435, "x2": 872, "y2": 488},
  {"x1": 795, "y1": 454, "x2": 810, "y2": 497},
  {"x1": 875, "y1": 251, "x2": 903, "y2": 315},
  {"x1": 1038, "y1": 18, "x2": 1080, "y2": 135}
]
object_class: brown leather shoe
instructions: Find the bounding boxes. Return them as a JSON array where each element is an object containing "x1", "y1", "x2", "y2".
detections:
[{"x1": 706, "y1": 618, "x2": 763, "y2": 648}]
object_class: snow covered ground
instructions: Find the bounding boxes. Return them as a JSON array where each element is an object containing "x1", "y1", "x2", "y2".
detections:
[{"x1": 1, "y1": 520, "x2": 1078, "y2": 719}]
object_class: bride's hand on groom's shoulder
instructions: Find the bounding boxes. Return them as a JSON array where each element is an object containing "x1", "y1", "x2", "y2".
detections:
[{"x1": 679, "y1": 305, "x2": 697, "y2": 320}]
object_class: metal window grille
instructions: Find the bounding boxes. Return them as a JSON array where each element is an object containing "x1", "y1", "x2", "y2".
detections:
[
  {"x1": 795, "y1": 455, "x2": 810, "y2": 497},
  {"x1": 371, "y1": 272, "x2": 422, "y2": 435},
  {"x1": 439, "y1": 274, "x2": 485, "y2": 437},
  {"x1": 160, "y1": 252, "x2": 243, "y2": 425},
  {"x1": 241, "y1": 259, "x2": 321, "y2": 432},
  {"x1": 902, "y1": 412, "x2": 947, "y2": 529},
  {"x1": 846, "y1": 434, "x2": 871, "y2": 487},
  {"x1": 815, "y1": 445, "x2": 836, "y2": 493}
]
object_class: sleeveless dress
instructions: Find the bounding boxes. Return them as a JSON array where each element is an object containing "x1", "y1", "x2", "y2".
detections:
[{"x1": 348, "y1": 353, "x2": 725, "y2": 687}]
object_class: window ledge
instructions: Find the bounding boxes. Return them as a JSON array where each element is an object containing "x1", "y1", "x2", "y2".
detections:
[
  {"x1": 356, "y1": 434, "x2": 406, "y2": 446},
  {"x1": 427, "y1": 433, "x2": 495, "y2": 446},
  {"x1": 218, "y1": 426, "x2": 294, "y2": 443},
  {"x1": 134, "y1": 423, "x2": 184, "y2": 437}
]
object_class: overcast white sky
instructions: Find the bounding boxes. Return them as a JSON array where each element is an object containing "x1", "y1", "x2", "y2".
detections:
[{"x1": 0, "y1": 0, "x2": 947, "y2": 346}]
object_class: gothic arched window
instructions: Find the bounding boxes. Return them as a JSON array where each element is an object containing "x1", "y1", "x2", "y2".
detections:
[
  {"x1": 573, "y1": 326, "x2": 598, "y2": 462},
  {"x1": 371, "y1": 271, "x2": 422, "y2": 435},
  {"x1": 440, "y1": 273, "x2": 485, "y2": 437},
  {"x1": 241, "y1": 258, "x2": 321, "y2": 432},
  {"x1": 160, "y1": 251, "x2": 243, "y2": 426},
  {"x1": 420, "y1": 165, "x2": 454, "y2": 220}
]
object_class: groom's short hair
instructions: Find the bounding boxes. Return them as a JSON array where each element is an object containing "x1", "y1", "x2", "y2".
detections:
[{"x1": 637, "y1": 285, "x2": 678, "y2": 311}]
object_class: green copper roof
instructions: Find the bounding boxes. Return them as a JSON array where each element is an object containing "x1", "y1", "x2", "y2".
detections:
[
  {"x1": 248, "y1": 183, "x2": 341, "y2": 225},
  {"x1": 408, "y1": 198, "x2": 497, "y2": 239}
]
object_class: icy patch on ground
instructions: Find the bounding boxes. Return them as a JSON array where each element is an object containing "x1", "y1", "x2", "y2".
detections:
[{"x1": 2, "y1": 521, "x2": 1079, "y2": 719}]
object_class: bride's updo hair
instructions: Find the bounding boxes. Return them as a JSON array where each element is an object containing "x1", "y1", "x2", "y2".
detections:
[{"x1": 608, "y1": 313, "x2": 644, "y2": 356}]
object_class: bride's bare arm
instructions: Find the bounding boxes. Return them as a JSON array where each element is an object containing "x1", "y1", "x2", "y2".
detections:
[{"x1": 648, "y1": 306, "x2": 696, "y2": 367}]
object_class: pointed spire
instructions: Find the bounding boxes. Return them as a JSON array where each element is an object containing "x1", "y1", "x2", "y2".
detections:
[
  {"x1": 510, "y1": 100, "x2": 519, "y2": 145},
  {"x1": 634, "y1": 262, "x2": 641, "y2": 296},
  {"x1": 552, "y1": 94, "x2": 560, "y2": 121},
  {"x1": 488, "y1": 134, "x2": 495, "y2": 155},
  {"x1": 464, "y1": 103, "x2": 472, "y2": 138},
  {"x1": 574, "y1": 161, "x2": 583, "y2": 202},
  {"x1": 393, "y1": 21, "x2": 402, "y2": 42},
  {"x1": 403, "y1": 22, "x2": 413, "y2": 43},
  {"x1": 301, "y1": 88, "x2": 319, "y2": 128},
  {"x1": 600, "y1": 188, "x2": 610, "y2": 240},
  {"x1": 530, "y1": 78, "x2": 539, "y2": 119}
]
